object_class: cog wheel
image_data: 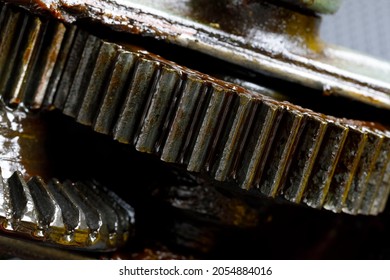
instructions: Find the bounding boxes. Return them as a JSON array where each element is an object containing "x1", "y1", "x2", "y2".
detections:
[
  {"x1": 0, "y1": 2, "x2": 389, "y2": 216},
  {"x1": 0, "y1": 169, "x2": 135, "y2": 251}
]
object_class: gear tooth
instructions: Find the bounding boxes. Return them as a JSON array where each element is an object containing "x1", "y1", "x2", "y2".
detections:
[
  {"x1": 135, "y1": 66, "x2": 181, "y2": 154},
  {"x1": 43, "y1": 25, "x2": 77, "y2": 109},
  {"x1": 14, "y1": 17, "x2": 50, "y2": 108},
  {"x1": 187, "y1": 84, "x2": 228, "y2": 172},
  {"x1": 61, "y1": 180, "x2": 100, "y2": 234},
  {"x1": 3, "y1": 174, "x2": 134, "y2": 251},
  {"x1": 27, "y1": 177, "x2": 55, "y2": 229},
  {"x1": 74, "y1": 182, "x2": 118, "y2": 243},
  {"x1": 4, "y1": 15, "x2": 44, "y2": 106},
  {"x1": 90, "y1": 182, "x2": 135, "y2": 240},
  {"x1": 188, "y1": 85, "x2": 237, "y2": 173},
  {"x1": 93, "y1": 50, "x2": 138, "y2": 135},
  {"x1": 378, "y1": 171, "x2": 390, "y2": 213},
  {"x1": 323, "y1": 127, "x2": 367, "y2": 213},
  {"x1": 229, "y1": 99, "x2": 261, "y2": 181},
  {"x1": 76, "y1": 42, "x2": 119, "y2": 126},
  {"x1": 368, "y1": 139, "x2": 390, "y2": 215},
  {"x1": 236, "y1": 101, "x2": 281, "y2": 190},
  {"x1": 53, "y1": 29, "x2": 89, "y2": 110},
  {"x1": 282, "y1": 116, "x2": 327, "y2": 203},
  {"x1": 343, "y1": 132, "x2": 384, "y2": 214},
  {"x1": 177, "y1": 81, "x2": 212, "y2": 166},
  {"x1": 358, "y1": 138, "x2": 390, "y2": 215},
  {"x1": 6, "y1": 172, "x2": 28, "y2": 222},
  {"x1": 303, "y1": 122, "x2": 349, "y2": 208},
  {"x1": 62, "y1": 35, "x2": 102, "y2": 118},
  {"x1": 258, "y1": 107, "x2": 305, "y2": 197},
  {"x1": 202, "y1": 92, "x2": 240, "y2": 174},
  {"x1": 160, "y1": 74, "x2": 204, "y2": 163},
  {"x1": 0, "y1": 8, "x2": 26, "y2": 102},
  {"x1": 214, "y1": 94, "x2": 254, "y2": 182},
  {"x1": 113, "y1": 58, "x2": 160, "y2": 144},
  {"x1": 23, "y1": 21, "x2": 67, "y2": 109},
  {"x1": 46, "y1": 179, "x2": 79, "y2": 232},
  {"x1": 0, "y1": 5, "x2": 18, "y2": 82}
]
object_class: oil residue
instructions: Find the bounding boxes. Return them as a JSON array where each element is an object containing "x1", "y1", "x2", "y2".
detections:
[{"x1": 0, "y1": 105, "x2": 49, "y2": 179}]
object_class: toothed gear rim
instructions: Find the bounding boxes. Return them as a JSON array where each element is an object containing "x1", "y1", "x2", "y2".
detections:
[
  {"x1": 0, "y1": 4, "x2": 389, "y2": 216},
  {"x1": 0, "y1": 169, "x2": 135, "y2": 252}
]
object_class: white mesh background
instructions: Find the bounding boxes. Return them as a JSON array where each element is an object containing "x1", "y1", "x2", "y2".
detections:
[{"x1": 321, "y1": 0, "x2": 390, "y2": 61}]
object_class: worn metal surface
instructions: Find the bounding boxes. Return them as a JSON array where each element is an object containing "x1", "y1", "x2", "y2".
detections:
[
  {"x1": 0, "y1": 169, "x2": 135, "y2": 251},
  {"x1": 0, "y1": 3, "x2": 389, "y2": 216}
]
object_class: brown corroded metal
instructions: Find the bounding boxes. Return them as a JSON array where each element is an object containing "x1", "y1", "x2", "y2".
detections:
[{"x1": 4, "y1": 0, "x2": 390, "y2": 110}]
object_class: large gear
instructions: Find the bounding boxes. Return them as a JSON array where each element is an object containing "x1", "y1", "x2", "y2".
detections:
[
  {"x1": 0, "y1": 3, "x2": 389, "y2": 216},
  {"x1": 0, "y1": 168, "x2": 135, "y2": 251}
]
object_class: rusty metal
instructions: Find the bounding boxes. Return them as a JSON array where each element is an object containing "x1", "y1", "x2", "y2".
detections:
[{"x1": 5, "y1": 0, "x2": 390, "y2": 109}]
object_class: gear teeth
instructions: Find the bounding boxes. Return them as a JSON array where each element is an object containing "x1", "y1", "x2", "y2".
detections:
[
  {"x1": 76, "y1": 42, "x2": 119, "y2": 126},
  {"x1": 46, "y1": 179, "x2": 79, "y2": 232},
  {"x1": 135, "y1": 66, "x2": 181, "y2": 153},
  {"x1": 259, "y1": 108, "x2": 305, "y2": 197},
  {"x1": 73, "y1": 182, "x2": 119, "y2": 240},
  {"x1": 114, "y1": 58, "x2": 160, "y2": 144},
  {"x1": 160, "y1": 74, "x2": 206, "y2": 162},
  {"x1": 1, "y1": 6, "x2": 390, "y2": 215},
  {"x1": 53, "y1": 29, "x2": 89, "y2": 110},
  {"x1": 303, "y1": 122, "x2": 349, "y2": 208},
  {"x1": 343, "y1": 132, "x2": 384, "y2": 214},
  {"x1": 371, "y1": 157, "x2": 390, "y2": 215},
  {"x1": 0, "y1": 6, "x2": 25, "y2": 100},
  {"x1": 239, "y1": 102, "x2": 283, "y2": 190},
  {"x1": 0, "y1": 170, "x2": 135, "y2": 251},
  {"x1": 93, "y1": 50, "x2": 138, "y2": 135},
  {"x1": 62, "y1": 180, "x2": 101, "y2": 233},
  {"x1": 214, "y1": 94, "x2": 254, "y2": 181},
  {"x1": 5, "y1": 172, "x2": 29, "y2": 223},
  {"x1": 323, "y1": 127, "x2": 367, "y2": 212},
  {"x1": 187, "y1": 84, "x2": 229, "y2": 172},
  {"x1": 23, "y1": 21, "x2": 67, "y2": 109},
  {"x1": 282, "y1": 116, "x2": 327, "y2": 203},
  {"x1": 63, "y1": 35, "x2": 102, "y2": 118},
  {"x1": 4, "y1": 14, "x2": 43, "y2": 106},
  {"x1": 27, "y1": 177, "x2": 56, "y2": 229},
  {"x1": 378, "y1": 160, "x2": 390, "y2": 213},
  {"x1": 43, "y1": 25, "x2": 77, "y2": 109},
  {"x1": 359, "y1": 138, "x2": 390, "y2": 215}
]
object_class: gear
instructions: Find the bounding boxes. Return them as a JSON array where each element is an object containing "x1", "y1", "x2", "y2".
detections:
[
  {"x1": 0, "y1": 169, "x2": 135, "y2": 251},
  {"x1": 0, "y1": 3, "x2": 389, "y2": 215}
]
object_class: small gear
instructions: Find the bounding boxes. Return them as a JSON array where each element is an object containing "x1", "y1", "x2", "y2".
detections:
[{"x1": 0, "y1": 2, "x2": 389, "y2": 216}]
